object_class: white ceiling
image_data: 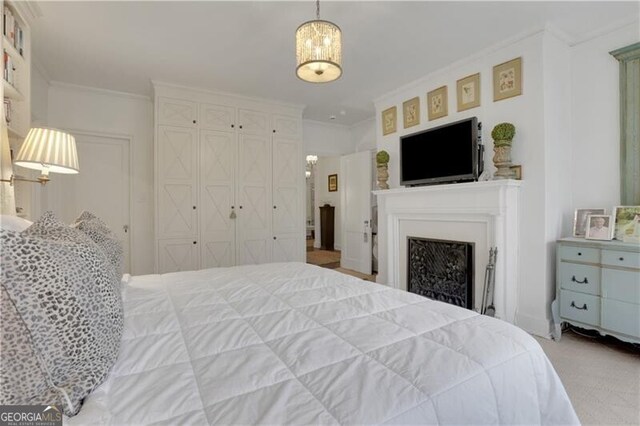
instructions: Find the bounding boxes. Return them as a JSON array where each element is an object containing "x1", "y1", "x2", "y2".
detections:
[{"x1": 33, "y1": 1, "x2": 638, "y2": 125}]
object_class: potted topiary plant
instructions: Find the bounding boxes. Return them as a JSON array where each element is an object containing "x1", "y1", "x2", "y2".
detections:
[
  {"x1": 491, "y1": 123, "x2": 516, "y2": 179},
  {"x1": 376, "y1": 150, "x2": 390, "y2": 189}
]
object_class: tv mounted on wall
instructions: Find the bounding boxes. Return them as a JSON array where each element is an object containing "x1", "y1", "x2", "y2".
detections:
[{"x1": 400, "y1": 117, "x2": 483, "y2": 187}]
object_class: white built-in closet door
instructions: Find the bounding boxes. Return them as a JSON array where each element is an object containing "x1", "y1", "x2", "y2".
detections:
[
  {"x1": 157, "y1": 126, "x2": 198, "y2": 238},
  {"x1": 53, "y1": 133, "x2": 131, "y2": 273},
  {"x1": 158, "y1": 238, "x2": 199, "y2": 273},
  {"x1": 158, "y1": 98, "x2": 198, "y2": 128},
  {"x1": 200, "y1": 130, "x2": 236, "y2": 268},
  {"x1": 199, "y1": 103, "x2": 235, "y2": 132},
  {"x1": 238, "y1": 109, "x2": 269, "y2": 134},
  {"x1": 237, "y1": 134, "x2": 271, "y2": 265},
  {"x1": 272, "y1": 137, "x2": 303, "y2": 262}
]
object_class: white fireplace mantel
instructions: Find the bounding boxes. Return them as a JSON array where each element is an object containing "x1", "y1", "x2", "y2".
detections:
[{"x1": 374, "y1": 180, "x2": 522, "y2": 324}]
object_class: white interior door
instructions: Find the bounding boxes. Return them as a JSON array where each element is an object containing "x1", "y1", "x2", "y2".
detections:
[
  {"x1": 340, "y1": 151, "x2": 372, "y2": 274},
  {"x1": 52, "y1": 132, "x2": 131, "y2": 272}
]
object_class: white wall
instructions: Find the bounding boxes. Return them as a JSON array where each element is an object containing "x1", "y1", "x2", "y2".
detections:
[
  {"x1": 570, "y1": 22, "x2": 638, "y2": 212},
  {"x1": 31, "y1": 65, "x2": 48, "y2": 126},
  {"x1": 303, "y1": 119, "x2": 353, "y2": 156},
  {"x1": 314, "y1": 156, "x2": 342, "y2": 250},
  {"x1": 44, "y1": 82, "x2": 155, "y2": 275},
  {"x1": 351, "y1": 118, "x2": 376, "y2": 152}
]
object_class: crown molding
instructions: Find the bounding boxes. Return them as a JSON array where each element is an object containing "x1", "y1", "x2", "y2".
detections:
[{"x1": 8, "y1": 0, "x2": 42, "y2": 24}]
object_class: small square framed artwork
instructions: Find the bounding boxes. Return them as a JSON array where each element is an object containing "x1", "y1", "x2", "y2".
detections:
[
  {"x1": 427, "y1": 86, "x2": 448, "y2": 121},
  {"x1": 403, "y1": 97, "x2": 420, "y2": 129},
  {"x1": 328, "y1": 174, "x2": 338, "y2": 192},
  {"x1": 493, "y1": 57, "x2": 522, "y2": 101},
  {"x1": 572, "y1": 208, "x2": 606, "y2": 237},
  {"x1": 457, "y1": 73, "x2": 480, "y2": 111},
  {"x1": 613, "y1": 205, "x2": 640, "y2": 242},
  {"x1": 585, "y1": 214, "x2": 614, "y2": 240},
  {"x1": 382, "y1": 106, "x2": 397, "y2": 136}
]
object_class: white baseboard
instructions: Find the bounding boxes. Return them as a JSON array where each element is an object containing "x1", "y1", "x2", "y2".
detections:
[{"x1": 515, "y1": 312, "x2": 554, "y2": 338}]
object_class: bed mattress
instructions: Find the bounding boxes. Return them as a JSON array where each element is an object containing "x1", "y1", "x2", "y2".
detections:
[{"x1": 68, "y1": 262, "x2": 578, "y2": 425}]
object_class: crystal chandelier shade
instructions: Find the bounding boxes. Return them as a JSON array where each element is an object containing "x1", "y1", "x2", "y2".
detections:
[{"x1": 295, "y1": 1, "x2": 342, "y2": 83}]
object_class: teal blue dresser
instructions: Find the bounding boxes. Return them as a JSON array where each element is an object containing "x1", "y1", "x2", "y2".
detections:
[{"x1": 555, "y1": 237, "x2": 640, "y2": 343}]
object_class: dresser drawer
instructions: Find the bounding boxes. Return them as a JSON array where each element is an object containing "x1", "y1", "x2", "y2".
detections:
[
  {"x1": 558, "y1": 263, "x2": 600, "y2": 295},
  {"x1": 558, "y1": 246, "x2": 599, "y2": 263},
  {"x1": 602, "y1": 250, "x2": 640, "y2": 269},
  {"x1": 560, "y1": 290, "x2": 600, "y2": 326},
  {"x1": 602, "y1": 268, "x2": 640, "y2": 304},
  {"x1": 602, "y1": 298, "x2": 640, "y2": 338}
]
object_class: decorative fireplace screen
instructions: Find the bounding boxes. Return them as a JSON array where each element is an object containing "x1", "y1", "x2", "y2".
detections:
[{"x1": 407, "y1": 237, "x2": 474, "y2": 309}]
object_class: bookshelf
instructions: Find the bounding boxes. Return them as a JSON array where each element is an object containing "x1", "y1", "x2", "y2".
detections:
[{"x1": 2, "y1": 0, "x2": 33, "y2": 217}]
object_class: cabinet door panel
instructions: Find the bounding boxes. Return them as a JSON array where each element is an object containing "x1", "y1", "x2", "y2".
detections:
[
  {"x1": 158, "y1": 98, "x2": 197, "y2": 127},
  {"x1": 602, "y1": 299, "x2": 640, "y2": 338},
  {"x1": 238, "y1": 109, "x2": 269, "y2": 134},
  {"x1": 200, "y1": 103, "x2": 236, "y2": 131},
  {"x1": 237, "y1": 134, "x2": 271, "y2": 264},
  {"x1": 158, "y1": 239, "x2": 199, "y2": 273},
  {"x1": 157, "y1": 126, "x2": 197, "y2": 238},
  {"x1": 272, "y1": 114, "x2": 302, "y2": 138},
  {"x1": 272, "y1": 138, "x2": 301, "y2": 234},
  {"x1": 200, "y1": 130, "x2": 236, "y2": 268},
  {"x1": 272, "y1": 234, "x2": 301, "y2": 262}
]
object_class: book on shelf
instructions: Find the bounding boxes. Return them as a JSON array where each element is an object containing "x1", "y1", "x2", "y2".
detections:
[
  {"x1": 3, "y1": 49, "x2": 17, "y2": 87},
  {"x1": 4, "y1": 98, "x2": 12, "y2": 124},
  {"x1": 2, "y1": 6, "x2": 24, "y2": 57}
]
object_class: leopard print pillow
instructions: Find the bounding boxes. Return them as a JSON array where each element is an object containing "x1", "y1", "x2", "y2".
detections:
[
  {"x1": 0, "y1": 229, "x2": 123, "y2": 416},
  {"x1": 73, "y1": 211, "x2": 124, "y2": 278}
]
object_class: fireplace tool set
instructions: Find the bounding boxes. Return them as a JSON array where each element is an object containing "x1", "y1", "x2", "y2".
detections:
[{"x1": 480, "y1": 247, "x2": 498, "y2": 317}]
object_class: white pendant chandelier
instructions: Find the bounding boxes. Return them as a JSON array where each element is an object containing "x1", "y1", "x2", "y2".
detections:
[{"x1": 295, "y1": 0, "x2": 342, "y2": 83}]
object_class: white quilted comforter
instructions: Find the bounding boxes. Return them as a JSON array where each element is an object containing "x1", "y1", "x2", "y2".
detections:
[{"x1": 69, "y1": 263, "x2": 578, "y2": 425}]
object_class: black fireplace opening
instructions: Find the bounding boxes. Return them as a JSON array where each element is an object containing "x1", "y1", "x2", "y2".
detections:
[{"x1": 407, "y1": 237, "x2": 474, "y2": 309}]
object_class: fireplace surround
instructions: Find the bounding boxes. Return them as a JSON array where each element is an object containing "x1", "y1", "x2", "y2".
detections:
[{"x1": 374, "y1": 180, "x2": 521, "y2": 322}]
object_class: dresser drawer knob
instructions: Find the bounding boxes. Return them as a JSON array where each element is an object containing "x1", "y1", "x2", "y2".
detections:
[
  {"x1": 570, "y1": 301, "x2": 588, "y2": 311},
  {"x1": 577, "y1": 252, "x2": 582, "y2": 256},
  {"x1": 619, "y1": 257, "x2": 624, "y2": 261},
  {"x1": 571, "y1": 275, "x2": 589, "y2": 284}
]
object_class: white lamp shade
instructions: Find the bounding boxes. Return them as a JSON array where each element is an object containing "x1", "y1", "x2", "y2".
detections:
[
  {"x1": 14, "y1": 128, "x2": 79, "y2": 174},
  {"x1": 296, "y1": 19, "x2": 342, "y2": 83}
]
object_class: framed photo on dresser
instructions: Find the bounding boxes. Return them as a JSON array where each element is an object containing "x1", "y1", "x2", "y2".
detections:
[{"x1": 573, "y1": 208, "x2": 606, "y2": 237}]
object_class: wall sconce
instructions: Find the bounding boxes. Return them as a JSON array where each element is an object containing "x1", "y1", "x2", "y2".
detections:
[
  {"x1": 306, "y1": 155, "x2": 318, "y2": 166},
  {"x1": 1, "y1": 127, "x2": 79, "y2": 185}
]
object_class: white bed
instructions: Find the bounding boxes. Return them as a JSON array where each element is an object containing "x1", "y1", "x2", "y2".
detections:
[{"x1": 68, "y1": 262, "x2": 578, "y2": 425}]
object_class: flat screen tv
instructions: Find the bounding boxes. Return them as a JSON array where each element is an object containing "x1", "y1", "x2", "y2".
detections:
[{"x1": 400, "y1": 117, "x2": 481, "y2": 186}]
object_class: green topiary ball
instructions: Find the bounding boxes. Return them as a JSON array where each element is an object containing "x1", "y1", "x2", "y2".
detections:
[
  {"x1": 491, "y1": 123, "x2": 516, "y2": 141},
  {"x1": 376, "y1": 150, "x2": 390, "y2": 164}
]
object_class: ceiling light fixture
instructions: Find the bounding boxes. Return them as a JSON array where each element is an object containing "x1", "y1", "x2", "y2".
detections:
[{"x1": 295, "y1": 0, "x2": 342, "y2": 83}]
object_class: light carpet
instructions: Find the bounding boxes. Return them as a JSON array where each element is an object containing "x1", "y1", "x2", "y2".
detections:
[{"x1": 536, "y1": 329, "x2": 640, "y2": 425}]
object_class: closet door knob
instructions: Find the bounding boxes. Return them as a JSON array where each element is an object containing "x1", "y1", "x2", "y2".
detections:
[
  {"x1": 273, "y1": 236, "x2": 277, "y2": 240},
  {"x1": 193, "y1": 206, "x2": 196, "y2": 210},
  {"x1": 231, "y1": 124, "x2": 235, "y2": 128},
  {"x1": 193, "y1": 241, "x2": 197, "y2": 245},
  {"x1": 239, "y1": 206, "x2": 243, "y2": 209},
  {"x1": 239, "y1": 125, "x2": 243, "y2": 129},
  {"x1": 273, "y1": 129, "x2": 276, "y2": 133},
  {"x1": 273, "y1": 205, "x2": 277, "y2": 209},
  {"x1": 193, "y1": 120, "x2": 197, "y2": 124}
]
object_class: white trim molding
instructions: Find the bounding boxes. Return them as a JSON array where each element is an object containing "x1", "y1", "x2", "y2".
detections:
[{"x1": 374, "y1": 180, "x2": 521, "y2": 324}]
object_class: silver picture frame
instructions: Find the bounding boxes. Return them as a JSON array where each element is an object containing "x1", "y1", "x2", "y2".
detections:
[{"x1": 573, "y1": 208, "x2": 606, "y2": 237}]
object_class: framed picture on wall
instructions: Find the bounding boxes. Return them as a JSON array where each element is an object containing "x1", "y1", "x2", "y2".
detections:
[
  {"x1": 403, "y1": 97, "x2": 420, "y2": 128},
  {"x1": 427, "y1": 86, "x2": 448, "y2": 121},
  {"x1": 382, "y1": 106, "x2": 397, "y2": 136},
  {"x1": 457, "y1": 73, "x2": 480, "y2": 111},
  {"x1": 572, "y1": 208, "x2": 606, "y2": 237},
  {"x1": 328, "y1": 174, "x2": 338, "y2": 192},
  {"x1": 585, "y1": 215, "x2": 614, "y2": 240},
  {"x1": 493, "y1": 57, "x2": 522, "y2": 101}
]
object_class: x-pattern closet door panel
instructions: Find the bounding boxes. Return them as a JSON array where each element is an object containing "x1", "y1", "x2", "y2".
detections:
[
  {"x1": 158, "y1": 97, "x2": 198, "y2": 128},
  {"x1": 238, "y1": 109, "x2": 269, "y2": 135},
  {"x1": 157, "y1": 126, "x2": 198, "y2": 239},
  {"x1": 200, "y1": 103, "x2": 236, "y2": 132},
  {"x1": 200, "y1": 130, "x2": 236, "y2": 268},
  {"x1": 158, "y1": 238, "x2": 199, "y2": 273},
  {"x1": 237, "y1": 134, "x2": 271, "y2": 265}
]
